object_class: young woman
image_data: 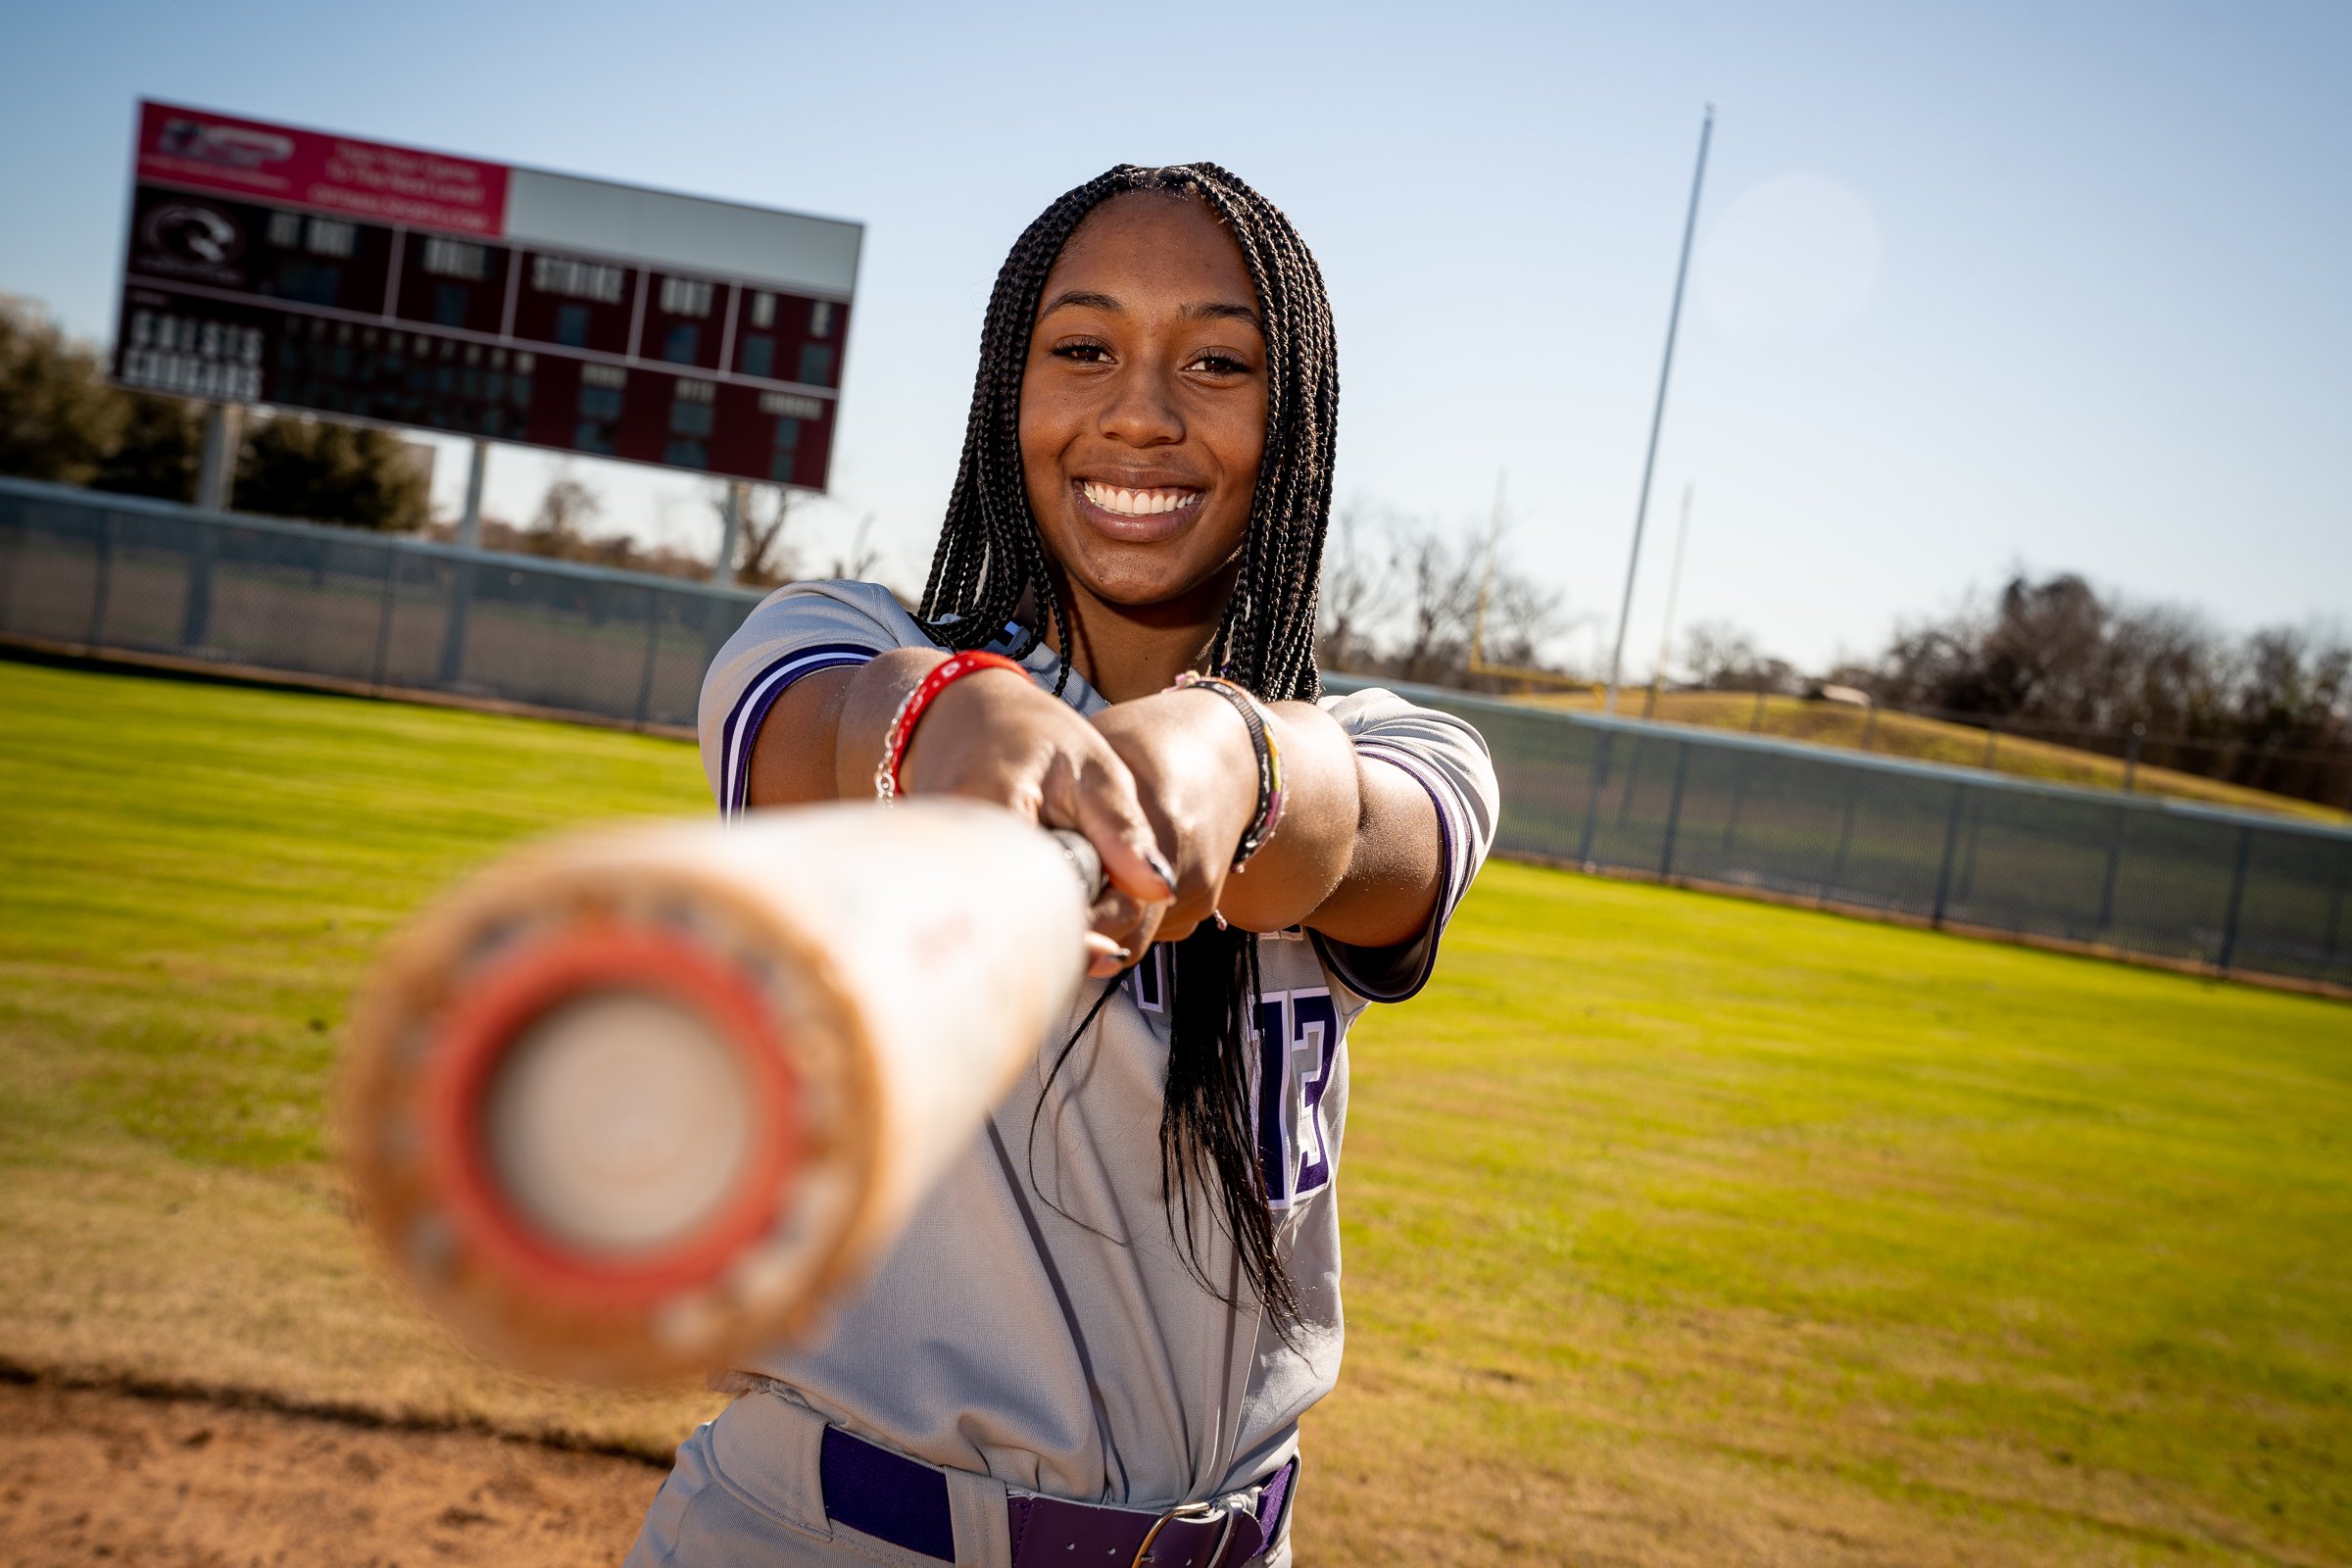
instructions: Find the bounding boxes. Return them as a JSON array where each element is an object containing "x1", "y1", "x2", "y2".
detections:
[{"x1": 631, "y1": 164, "x2": 1496, "y2": 1568}]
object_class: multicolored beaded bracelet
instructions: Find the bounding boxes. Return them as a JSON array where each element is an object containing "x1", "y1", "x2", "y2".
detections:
[{"x1": 1167, "y1": 671, "x2": 1287, "y2": 867}]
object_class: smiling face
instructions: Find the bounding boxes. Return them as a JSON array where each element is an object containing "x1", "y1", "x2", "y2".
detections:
[{"x1": 1019, "y1": 191, "x2": 1268, "y2": 627}]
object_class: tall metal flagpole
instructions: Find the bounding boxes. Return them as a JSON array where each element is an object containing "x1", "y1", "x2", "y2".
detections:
[{"x1": 1603, "y1": 104, "x2": 1714, "y2": 714}]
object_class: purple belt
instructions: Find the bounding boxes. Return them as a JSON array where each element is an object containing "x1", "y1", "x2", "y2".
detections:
[{"x1": 819, "y1": 1425, "x2": 1297, "y2": 1567}]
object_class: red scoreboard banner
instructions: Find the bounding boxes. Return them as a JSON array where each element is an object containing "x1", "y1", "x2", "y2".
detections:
[{"x1": 113, "y1": 101, "x2": 862, "y2": 490}]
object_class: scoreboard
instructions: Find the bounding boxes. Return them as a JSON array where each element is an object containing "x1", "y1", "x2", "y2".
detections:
[{"x1": 113, "y1": 101, "x2": 861, "y2": 490}]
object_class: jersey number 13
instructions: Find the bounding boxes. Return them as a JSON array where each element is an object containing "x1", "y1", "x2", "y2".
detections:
[{"x1": 1251, "y1": 989, "x2": 1342, "y2": 1209}]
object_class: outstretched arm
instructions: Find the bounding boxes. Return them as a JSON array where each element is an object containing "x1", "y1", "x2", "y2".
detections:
[
  {"x1": 739, "y1": 648, "x2": 1177, "y2": 970},
  {"x1": 1090, "y1": 692, "x2": 1444, "y2": 950}
]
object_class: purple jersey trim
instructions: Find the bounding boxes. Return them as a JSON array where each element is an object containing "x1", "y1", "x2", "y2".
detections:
[
  {"x1": 1309, "y1": 743, "x2": 1466, "y2": 1004},
  {"x1": 719, "y1": 643, "x2": 881, "y2": 817}
]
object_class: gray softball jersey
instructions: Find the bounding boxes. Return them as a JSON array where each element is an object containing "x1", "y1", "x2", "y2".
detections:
[{"x1": 684, "y1": 581, "x2": 1495, "y2": 1531}]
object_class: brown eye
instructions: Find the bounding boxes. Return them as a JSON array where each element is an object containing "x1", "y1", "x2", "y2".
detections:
[{"x1": 1189, "y1": 351, "x2": 1251, "y2": 375}]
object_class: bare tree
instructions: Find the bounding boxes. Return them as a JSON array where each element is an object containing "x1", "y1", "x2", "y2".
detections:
[
  {"x1": 1480, "y1": 571, "x2": 1575, "y2": 675},
  {"x1": 526, "y1": 473, "x2": 602, "y2": 557},
  {"x1": 1392, "y1": 525, "x2": 1483, "y2": 686},
  {"x1": 2097, "y1": 602, "x2": 2228, "y2": 735},
  {"x1": 2226, "y1": 623, "x2": 2352, "y2": 798},
  {"x1": 1308, "y1": 506, "x2": 1582, "y2": 689},
  {"x1": 823, "y1": 512, "x2": 885, "y2": 581},
  {"x1": 1315, "y1": 503, "x2": 1396, "y2": 673},
  {"x1": 735, "y1": 487, "x2": 798, "y2": 587},
  {"x1": 1683, "y1": 619, "x2": 1797, "y2": 693}
]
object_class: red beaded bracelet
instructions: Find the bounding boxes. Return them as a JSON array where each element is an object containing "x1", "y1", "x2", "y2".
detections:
[{"x1": 874, "y1": 650, "x2": 1027, "y2": 801}]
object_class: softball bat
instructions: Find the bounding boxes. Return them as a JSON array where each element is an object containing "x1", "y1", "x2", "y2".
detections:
[{"x1": 336, "y1": 799, "x2": 1101, "y2": 1386}]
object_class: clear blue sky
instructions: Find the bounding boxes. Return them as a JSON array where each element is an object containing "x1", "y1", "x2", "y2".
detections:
[{"x1": 4, "y1": 0, "x2": 2344, "y2": 675}]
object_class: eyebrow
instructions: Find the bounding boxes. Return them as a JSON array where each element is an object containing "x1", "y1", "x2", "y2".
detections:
[
  {"x1": 1179, "y1": 300, "x2": 1261, "y2": 326},
  {"x1": 1036, "y1": 290, "x2": 1262, "y2": 328},
  {"x1": 1039, "y1": 289, "x2": 1124, "y2": 317}
]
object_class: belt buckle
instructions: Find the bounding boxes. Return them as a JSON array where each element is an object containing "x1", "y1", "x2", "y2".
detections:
[{"x1": 1131, "y1": 1498, "x2": 1236, "y2": 1568}]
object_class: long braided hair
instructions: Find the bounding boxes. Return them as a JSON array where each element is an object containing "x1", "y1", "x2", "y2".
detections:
[{"x1": 919, "y1": 165, "x2": 1340, "y2": 1331}]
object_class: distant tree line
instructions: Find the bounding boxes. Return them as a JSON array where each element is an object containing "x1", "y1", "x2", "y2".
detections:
[
  {"x1": 1650, "y1": 570, "x2": 2350, "y2": 808},
  {"x1": 1676, "y1": 619, "x2": 1801, "y2": 695},
  {"x1": 1, "y1": 295, "x2": 426, "y2": 530},
  {"x1": 1821, "y1": 571, "x2": 2351, "y2": 807},
  {"x1": 1, "y1": 293, "x2": 204, "y2": 503},
  {"x1": 1317, "y1": 491, "x2": 2348, "y2": 808}
]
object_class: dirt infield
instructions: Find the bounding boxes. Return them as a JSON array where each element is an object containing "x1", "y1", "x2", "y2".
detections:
[{"x1": 0, "y1": 1378, "x2": 666, "y2": 1567}]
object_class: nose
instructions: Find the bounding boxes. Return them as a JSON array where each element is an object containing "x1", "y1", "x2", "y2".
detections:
[{"x1": 1096, "y1": 360, "x2": 1184, "y2": 449}]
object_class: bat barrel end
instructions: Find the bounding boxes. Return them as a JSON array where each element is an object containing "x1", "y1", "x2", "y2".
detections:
[{"x1": 342, "y1": 871, "x2": 848, "y2": 1386}]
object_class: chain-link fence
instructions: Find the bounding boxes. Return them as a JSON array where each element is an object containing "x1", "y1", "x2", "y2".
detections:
[
  {"x1": 8, "y1": 477, "x2": 2348, "y2": 994},
  {"x1": 1327, "y1": 677, "x2": 2352, "y2": 993},
  {"x1": 1856, "y1": 699, "x2": 2352, "y2": 812},
  {"x1": 0, "y1": 476, "x2": 761, "y2": 732}
]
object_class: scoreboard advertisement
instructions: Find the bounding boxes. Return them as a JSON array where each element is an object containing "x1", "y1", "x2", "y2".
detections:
[{"x1": 113, "y1": 101, "x2": 861, "y2": 490}]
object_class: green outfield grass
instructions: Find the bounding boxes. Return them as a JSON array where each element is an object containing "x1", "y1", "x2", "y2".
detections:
[{"x1": 1, "y1": 657, "x2": 2346, "y2": 1566}]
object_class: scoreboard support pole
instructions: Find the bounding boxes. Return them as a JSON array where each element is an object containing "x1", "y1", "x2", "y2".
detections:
[
  {"x1": 195, "y1": 403, "x2": 243, "y2": 514},
  {"x1": 457, "y1": 439, "x2": 489, "y2": 549},
  {"x1": 184, "y1": 401, "x2": 243, "y2": 649},
  {"x1": 712, "y1": 481, "x2": 748, "y2": 584},
  {"x1": 437, "y1": 440, "x2": 492, "y2": 686}
]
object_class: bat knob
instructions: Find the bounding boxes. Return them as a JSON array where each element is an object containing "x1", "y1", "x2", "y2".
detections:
[
  {"x1": 1046, "y1": 828, "x2": 1106, "y2": 901},
  {"x1": 430, "y1": 925, "x2": 801, "y2": 1289},
  {"x1": 484, "y1": 991, "x2": 754, "y2": 1254},
  {"x1": 344, "y1": 902, "x2": 834, "y2": 1385}
]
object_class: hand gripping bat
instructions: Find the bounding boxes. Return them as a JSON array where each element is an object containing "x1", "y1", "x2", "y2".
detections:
[{"x1": 336, "y1": 800, "x2": 1102, "y2": 1386}]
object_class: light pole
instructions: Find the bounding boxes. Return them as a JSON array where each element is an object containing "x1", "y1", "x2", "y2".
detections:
[
  {"x1": 1603, "y1": 105, "x2": 1715, "y2": 714},
  {"x1": 1644, "y1": 483, "x2": 1694, "y2": 717},
  {"x1": 1469, "y1": 469, "x2": 1505, "y2": 668}
]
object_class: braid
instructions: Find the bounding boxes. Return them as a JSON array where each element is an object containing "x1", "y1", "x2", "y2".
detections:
[
  {"x1": 926, "y1": 166, "x2": 1341, "y2": 1333},
  {"x1": 918, "y1": 164, "x2": 1339, "y2": 703}
]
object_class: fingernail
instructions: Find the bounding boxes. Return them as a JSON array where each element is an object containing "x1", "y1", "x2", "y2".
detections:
[
  {"x1": 1108, "y1": 945, "x2": 1133, "y2": 964},
  {"x1": 1144, "y1": 850, "x2": 1176, "y2": 889}
]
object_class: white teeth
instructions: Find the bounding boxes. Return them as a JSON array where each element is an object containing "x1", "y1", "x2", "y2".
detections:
[{"x1": 1083, "y1": 481, "x2": 1198, "y2": 517}]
